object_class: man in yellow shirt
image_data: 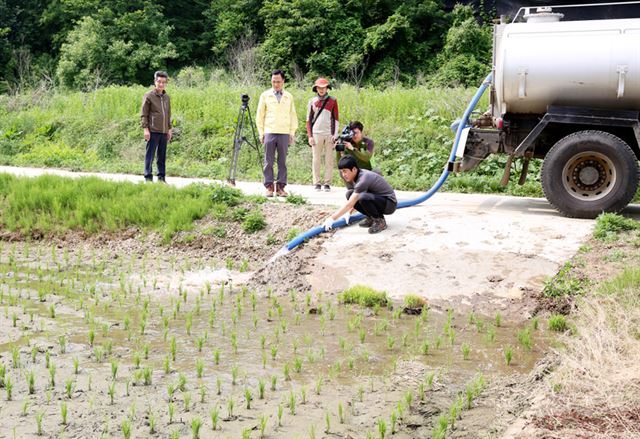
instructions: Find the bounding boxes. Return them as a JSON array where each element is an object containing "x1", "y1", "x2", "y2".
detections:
[{"x1": 256, "y1": 69, "x2": 298, "y2": 197}]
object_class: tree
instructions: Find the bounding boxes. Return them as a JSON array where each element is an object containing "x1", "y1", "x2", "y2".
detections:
[{"x1": 56, "y1": 4, "x2": 177, "y2": 88}]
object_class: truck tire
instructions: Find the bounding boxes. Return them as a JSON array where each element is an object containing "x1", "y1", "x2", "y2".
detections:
[{"x1": 541, "y1": 130, "x2": 640, "y2": 218}]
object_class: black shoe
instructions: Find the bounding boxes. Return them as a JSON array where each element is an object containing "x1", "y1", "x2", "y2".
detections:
[
  {"x1": 158, "y1": 178, "x2": 166, "y2": 184},
  {"x1": 323, "y1": 185, "x2": 331, "y2": 192},
  {"x1": 368, "y1": 217, "x2": 387, "y2": 234},
  {"x1": 359, "y1": 217, "x2": 374, "y2": 228},
  {"x1": 144, "y1": 178, "x2": 153, "y2": 183},
  {"x1": 314, "y1": 184, "x2": 322, "y2": 191}
]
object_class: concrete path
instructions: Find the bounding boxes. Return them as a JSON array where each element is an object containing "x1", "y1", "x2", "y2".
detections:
[{"x1": 3, "y1": 165, "x2": 637, "y2": 305}]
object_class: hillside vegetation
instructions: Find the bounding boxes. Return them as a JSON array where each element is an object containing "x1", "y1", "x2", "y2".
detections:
[{"x1": 0, "y1": 78, "x2": 543, "y2": 195}]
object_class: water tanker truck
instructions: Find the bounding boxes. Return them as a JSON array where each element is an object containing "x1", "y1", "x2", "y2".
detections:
[{"x1": 457, "y1": 3, "x2": 640, "y2": 218}]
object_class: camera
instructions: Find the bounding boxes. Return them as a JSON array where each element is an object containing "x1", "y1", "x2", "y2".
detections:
[
  {"x1": 335, "y1": 125, "x2": 355, "y2": 152},
  {"x1": 240, "y1": 94, "x2": 250, "y2": 107}
]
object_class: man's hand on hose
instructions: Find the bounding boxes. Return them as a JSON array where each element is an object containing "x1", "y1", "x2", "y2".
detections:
[{"x1": 323, "y1": 216, "x2": 335, "y2": 231}]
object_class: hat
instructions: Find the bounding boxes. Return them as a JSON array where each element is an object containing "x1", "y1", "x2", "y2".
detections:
[{"x1": 312, "y1": 77, "x2": 331, "y2": 92}]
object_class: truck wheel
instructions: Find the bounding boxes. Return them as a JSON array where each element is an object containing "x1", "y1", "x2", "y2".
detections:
[{"x1": 541, "y1": 130, "x2": 640, "y2": 218}]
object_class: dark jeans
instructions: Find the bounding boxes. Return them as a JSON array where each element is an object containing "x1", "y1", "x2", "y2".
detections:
[
  {"x1": 263, "y1": 133, "x2": 289, "y2": 188},
  {"x1": 144, "y1": 131, "x2": 167, "y2": 180},
  {"x1": 346, "y1": 190, "x2": 397, "y2": 218}
]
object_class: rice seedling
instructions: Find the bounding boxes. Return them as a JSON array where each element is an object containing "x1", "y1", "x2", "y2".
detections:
[
  {"x1": 338, "y1": 402, "x2": 345, "y2": 423},
  {"x1": 65, "y1": 378, "x2": 74, "y2": 398},
  {"x1": 31, "y1": 345, "x2": 38, "y2": 363},
  {"x1": 495, "y1": 312, "x2": 502, "y2": 327},
  {"x1": 390, "y1": 410, "x2": 398, "y2": 433},
  {"x1": 216, "y1": 376, "x2": 222, "y2": 395},
  {"x1": 418, "y1": 382, "x2": 425, "y2": 401},
  {"x1": 168, "y1": 402, "x2": 175, "y2": 423},
  {"x1": 108, "y1": 381, "x2": 115, "y2": 404},
  {"x1": 387, "y1": 335, "x2": 395, "y2": 350},
  {"x1": 486, "y1": 325, "x2": 496, "y2": 343},
  {"x1": 21, "y1": 400, "x2": 29, "y2": 417},
  {"x1": 531, "y1": 316, "x2": 539, "y2": 330},
  {"x1": 49, "y1": 362, "x2": 56, "y2": 388},
  {"x1": 421, "y1": 339, "x2": 430, "y2": 355},
  {"x1": 283, "y1": 363, "x2": 291, "y2": 381},
  {"x1": 227, "y1": 396, "x2": 235, "y2": 418},
  {"x1": 517, "y1": 327, "x2": 533, "y2": 351},
  {"x1": 232, "y1": 365, "x2": 239, "y2": 385},
  {"x1": 378, "y1": 418, "x2": 387, "y2": 439},
  {"x1": 177, "y1": 373, "x2": 187, "y2": 392},
  {"x1": 48, "y1": 303, "x2": 55, "y2": 318},
  {"x1": 143, "y1": 366, "x2": 152, "y2": 385},
  {"x1": 293, "y1": 357, "x2": 303, "y2": 373},
  {"x1": 260, "y1": 414, "x2": 268, "y2": 437},
  {"x1": 120, "y1": 419, "x2": 131, "y2": 439},
  {"x1": 462, "y1": 342, "x2": 471, "y2": 360},
  {"x1": 26, "y1": 370, "x2": 35, "y2": 394},
  {"x1": 196, "y1": 336, "x2": 205, "y2": 352},
  {"x1": 133, "y1": 352, "x2": 141, "y2": 369},
  {"x1": 245, "y1": 387, "x2": 253, "y2": 409},
  {"x1": 271, "y1": 375, "x2": 277, "y2": 391},
  {"x1": 184, "y1": 392, "x2": 192, "y2": 411},
  {"x1": 163, "y1": 357, "x2": 171, "y2": 375},
  {"x1": 270, "y1": 345, "x2": 278, "y2": 360},
  {"x1": 504, "y1": 345, "x2": 514, "y2": 366},
  {"x1": 60, "y1": 401, "x2": 68, "y2": 425},
  {"x1": 213, "y1": 348, "x2": 220, "y2": 365},
  {"x1": 210, "y1": 406, "x2": 219, "y2": 430},
  {"x1": 548, "y1": 314, "x2": 568, "y2": 332},
  {"x1": 11, "y1": 346, "x2": 20, "y2": 368},
  {"x1": 148, "y1": 412, "x2": 157, "y2": 434},
  {"x1": 35, "y1": 411, "x2": 44, "y2": 435},
  {"x1": 289, "y1": 390, "x2": 296, "y2": 415},
  {"x1": 196, "y1": 359, "x2": 204, "y2": 378},
  {"x1": 143, "y1": 343, "x2": 149, "y2": 360},
  {"x1": 258, "y1": 378, "x2": 266, "y2": 399},
  {"x1": 88, "y1": 328, "x2": 95, "y2": 346},
  {"x1": 191, "y1": 417, "x2": 203, "y2": 439},
  {"x1": 170, "y1": 336, "x2": 177, "y2": 361},
  {"x1": 426, "y1": 372, "x2": 435, "y2": 390}
]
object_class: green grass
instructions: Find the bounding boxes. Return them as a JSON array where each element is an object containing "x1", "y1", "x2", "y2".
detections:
[
  {"x1": 0, "y1": 174, "x2": 271, "y2": 242},
  {"x1": 548, "y1": 314, "x2": 568, "y2": 332},
  {"x1": 0, "y1": 81, "x2": 548, "y2": 195},
  {"x1": 543, "y1": 262, "x2": 586, "y2": 298},
  {"x1": 338, "y1": 285, "x2": 388, "y2": 308},
  {"x1": 593, "y1": 213, "x2": 639, "y2": 241}
]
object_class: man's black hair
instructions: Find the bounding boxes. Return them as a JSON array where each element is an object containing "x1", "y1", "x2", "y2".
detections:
[
  {"x1": 338, "y1": 155, "x2": 359, "y2": 170},
  {"x1": 271, "y1": 69, "x2": 285, "y2": 81},
  {"x1": 154, "y1": 70, "x2": 168, "y2": 80},
  {"x1": 349, "y1": 121, "x2": 363, "y2": 131}
]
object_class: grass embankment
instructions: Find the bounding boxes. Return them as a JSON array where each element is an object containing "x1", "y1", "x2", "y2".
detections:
[
  {"x1": 0, "y1": 80, "x2": 543, "y2": 196},
  {"x1": 0, "y1": 173, "x2": 268, "y2": 242},
  {"x1": 527, "y1": 213, "x2": 640, "y2": 438}
]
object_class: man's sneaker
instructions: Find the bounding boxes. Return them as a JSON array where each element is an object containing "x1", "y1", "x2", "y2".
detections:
[
  {"x1": 314, "y1": 184, "x2": 322, "y2": 191},
  {"x1": 359, "y1": 216, "x2": 374, "y2": 228},
  {"x1": 323, "y1": 185, "x2": 331, "y2": 192},
  {"x1": 368, "y1": 217, "x2": 387, "y2": 234}
]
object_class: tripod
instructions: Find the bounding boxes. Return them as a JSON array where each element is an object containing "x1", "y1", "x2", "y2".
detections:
[{"x1": 228, "y1": 95, "x2": 262, "y2": 186}]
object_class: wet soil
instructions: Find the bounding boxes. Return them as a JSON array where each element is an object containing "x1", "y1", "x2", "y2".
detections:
[{"x1": 0, "y1": 202, "x2": 564, "y2": 439}]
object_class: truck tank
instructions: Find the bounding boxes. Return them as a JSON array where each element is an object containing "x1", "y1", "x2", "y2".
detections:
[{"x1": 495, "y1": 17, "x2": 640, "y2": 115}]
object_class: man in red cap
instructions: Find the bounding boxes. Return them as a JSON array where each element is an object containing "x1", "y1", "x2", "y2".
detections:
[{"x1": 306, "y1": 77, "x2": 339, "y2": 191}]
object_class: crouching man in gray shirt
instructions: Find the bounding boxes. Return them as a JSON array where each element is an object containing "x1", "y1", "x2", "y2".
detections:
[{"x1": 323, "y1": 156, "x2": 397, "y2": 234}]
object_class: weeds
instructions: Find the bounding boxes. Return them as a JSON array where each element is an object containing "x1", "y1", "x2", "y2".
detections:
[{"x1": 548, "y1": 314, "x2": 568, "y2": 332}]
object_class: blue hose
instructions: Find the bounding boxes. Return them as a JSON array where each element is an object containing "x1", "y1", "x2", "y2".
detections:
[{"x1": 280, "y1": 73, "x2": 493, "y2": 254}]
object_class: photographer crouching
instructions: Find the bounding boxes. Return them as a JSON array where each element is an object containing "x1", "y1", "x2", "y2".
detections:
[
  {"x1": 335, "y1": 121, "x2": 374, "y2": 171},
  {"x1": 323, "y1": 156, "x2": 397, "y2": 234}
]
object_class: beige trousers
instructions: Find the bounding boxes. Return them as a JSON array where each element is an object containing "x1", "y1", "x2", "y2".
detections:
[{"x1": 312, "y1": 134, "x2": 334, "y2": 185}]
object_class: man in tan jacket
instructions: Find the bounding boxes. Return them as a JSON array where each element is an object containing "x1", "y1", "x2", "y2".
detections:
[{"x1": 141, "y1": 70, "x2": 172, "y2": 182}]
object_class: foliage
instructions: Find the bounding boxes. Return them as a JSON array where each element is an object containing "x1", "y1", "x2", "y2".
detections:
[
  {"x1": 548, "y1": 314, "x2": 568, "y2": 332},
  {"x1": 242, "y1": 210, "x2": 267, "y2": 233},
  {"x1": 542, "y1": 262, "x2": 586, "y2": 298},
  {"x1": 593, "y1": 213, "x2": 639, "y2": 241},
  {"x1": 56, "y1": 4, "x2": 177, "y2": 89},
  {"x1": 403, "y1": 294, "x2": 427, "y2": 309},
  {"x1": 338, "y1": 285, "x2": 388, "y2": 308}
]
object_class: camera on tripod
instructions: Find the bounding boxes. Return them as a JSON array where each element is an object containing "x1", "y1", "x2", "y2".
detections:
[
  {"x1": 335, "y1": 125, "x2": 355, "y2": 152},
  {"x1": 240, "y1": 93, "x2": 250, "y2": 108}
]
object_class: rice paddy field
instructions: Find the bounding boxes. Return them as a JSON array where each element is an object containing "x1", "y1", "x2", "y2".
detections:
[{"x1": 0, "y1": 236, "x2": 560, "y2": 439}]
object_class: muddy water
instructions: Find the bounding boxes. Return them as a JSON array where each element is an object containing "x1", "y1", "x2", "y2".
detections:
[{"x1": 0, "y1": 242, "x2": 554, "y2": 438}]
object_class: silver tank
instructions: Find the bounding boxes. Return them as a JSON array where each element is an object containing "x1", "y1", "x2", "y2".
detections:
[{"x1": 494, "y1": 17, "x2": 640, "y2": 115}]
